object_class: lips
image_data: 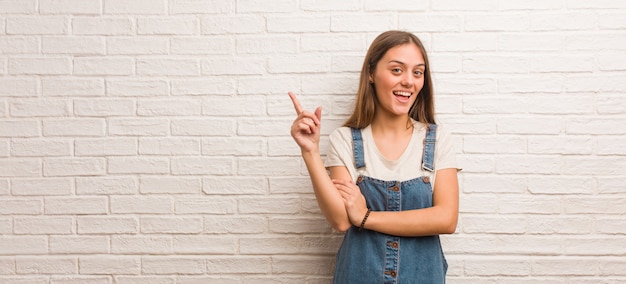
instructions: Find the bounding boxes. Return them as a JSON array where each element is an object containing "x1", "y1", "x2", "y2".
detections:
[{"x1": 393, "y1": 90, "x2": 412, "y2": 97}]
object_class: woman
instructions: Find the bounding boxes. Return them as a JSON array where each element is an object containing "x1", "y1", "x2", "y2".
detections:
[{"x1": 289, "y1": 30, "x2": 460, "y2": 283}]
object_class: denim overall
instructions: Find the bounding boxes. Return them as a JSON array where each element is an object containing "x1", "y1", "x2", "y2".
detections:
[{"x1": 333, "y1": 124, "x2": 447, "y2": 284}]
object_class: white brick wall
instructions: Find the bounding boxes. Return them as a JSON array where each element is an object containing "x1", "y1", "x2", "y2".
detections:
[{"x1": 0, "y1": 0, "x2": 625, "y2": 282}]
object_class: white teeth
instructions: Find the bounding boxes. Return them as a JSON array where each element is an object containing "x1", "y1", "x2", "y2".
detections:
[{"x1": 393, "y1": 91, "x2": 411, "y2": 97}]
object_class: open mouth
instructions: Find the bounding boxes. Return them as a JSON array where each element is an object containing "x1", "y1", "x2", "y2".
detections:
[{"x1": 393, "y1": 90, "x2": 412, "y2": 97}]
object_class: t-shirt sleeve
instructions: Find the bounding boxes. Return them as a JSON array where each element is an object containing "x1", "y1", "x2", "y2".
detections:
[
  {"x1": 324, "y1": 127, "x2": 356, "y2": 176},
  {"x1": 434, "y1": 125, "x2": 462, "y2": 171}
]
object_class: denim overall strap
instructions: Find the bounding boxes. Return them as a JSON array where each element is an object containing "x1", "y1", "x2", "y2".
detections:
[
  {"x1": 351, "y1": 128, "x2": 365, "y2": 169},
  {"x1": 422, "y1": 124, "x2": 437, "y2": 172}
]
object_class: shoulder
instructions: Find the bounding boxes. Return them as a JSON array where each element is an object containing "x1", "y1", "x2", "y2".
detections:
[{"x1": 329, "y1": 126, "x2": 355, "y2": 143}]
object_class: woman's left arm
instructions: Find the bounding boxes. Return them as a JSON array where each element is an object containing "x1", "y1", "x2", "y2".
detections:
[{"x1": 335, "y1": 168, "x2": 459, "y2": 237}]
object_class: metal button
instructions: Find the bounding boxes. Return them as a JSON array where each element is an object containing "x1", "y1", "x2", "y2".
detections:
[
  {"x1": 422, "y1": 176, "x2": 430, "y2": 183},
  {"x1": 385, "y1": 270, "x2": 397, "y2": 277},
  {"x1": 356, "y1": 176, "x2": 363, "y2": 183},
  {"x1": 389, "y1": 186, "x2": 400, "y2": 192}
]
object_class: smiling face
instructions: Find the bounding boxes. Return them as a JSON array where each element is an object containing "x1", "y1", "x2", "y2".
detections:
[{"x1": 369, "y1": 43, "x2": 425, "y2": 120}]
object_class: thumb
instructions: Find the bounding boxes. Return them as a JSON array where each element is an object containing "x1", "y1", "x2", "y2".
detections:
[{"x1": 314, "y1": 106, "x2": 322, "y2": 121}]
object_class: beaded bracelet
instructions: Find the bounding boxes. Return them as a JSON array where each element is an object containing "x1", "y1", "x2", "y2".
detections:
[{"x1": 359, "y1": 209, "x2": 371, "y2": 231}]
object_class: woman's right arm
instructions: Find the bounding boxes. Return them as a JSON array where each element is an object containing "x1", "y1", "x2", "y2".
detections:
[{"x1": 288, "y1": 92, "x2": 351, "y2": 232}]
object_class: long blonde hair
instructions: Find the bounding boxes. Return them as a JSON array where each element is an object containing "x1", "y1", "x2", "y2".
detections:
[{"x1": 343, "y1": 30, "x2": 435, "y2": 129}]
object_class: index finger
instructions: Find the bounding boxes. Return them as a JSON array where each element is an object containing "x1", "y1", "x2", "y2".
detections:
[{"x1": 288, "y1": 91, "x2": 303, "y2": 115}]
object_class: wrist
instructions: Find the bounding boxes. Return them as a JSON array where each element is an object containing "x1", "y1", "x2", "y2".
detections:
[{"x1": 358, "y1": 208, "x2": 371, "y2": 231}]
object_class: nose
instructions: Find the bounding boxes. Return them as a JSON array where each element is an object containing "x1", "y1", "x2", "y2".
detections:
[{"x1": 401, "y1": 73, "x2": 413, "y2": 86}]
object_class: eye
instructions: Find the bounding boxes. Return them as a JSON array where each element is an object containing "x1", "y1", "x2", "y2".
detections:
[
  {"x1": 391, "y1": 67, "x2": 402, "y2": 74},
  {"x1": 414, "y1": 70, "x2": 424, "y2": 76}
]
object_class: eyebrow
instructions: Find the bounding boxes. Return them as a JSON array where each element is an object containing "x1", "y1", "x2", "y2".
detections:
[{"x1": 388, "y1": 59, "x2": 425, "y2": 68}]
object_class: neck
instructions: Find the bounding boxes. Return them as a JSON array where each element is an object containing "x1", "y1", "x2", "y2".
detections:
[{"x1": 371, "y1": 113, "x2": 413, "y2": 136}]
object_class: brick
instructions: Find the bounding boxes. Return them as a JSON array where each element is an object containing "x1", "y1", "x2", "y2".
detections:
[
  {"x1": 137, "y1": 58, "x2": 200, "y2": 76},
  {"x1": 526, "y1": 216, "x2": 593, "y2": 235},
  {"x1": 203, "y1": 57, "x2": 266, "y2": 75},
  {"x1": 77, "y1": 216, "x2": 138, "y2": 234},
  {"x1": 531, "y1": 55, "x2": 594, "y2": 73},
  {"x1": 11, "y1": 139, "x2": 71, "y2": 157},
  {"x1": 201, "y1": 96, "x2": 265, "y2": 116},
  {"x1": 138, "y1": 99, "x2": 202, "y2": 116},
  {"x1": 104, "y1": 0, "x2": 166, "y2": 14},
  {"x1": 598, "y1": 53, "x2": 626, "y2": 71},
  {"x1": 598, "y1": 137, "x2": 626, "y2": 155},
  {"x1": 528, "y1": 136, "x2": 593, "y2": 155},
  {"x1": 49, "y1": 236, "x2": 109, "y2": 254},
  {"x1": 141, "y1": 257, "x2": 205, "y2": 274},
  {"x1": 0, "y1": 0, "x2": 37, "y2": 13},
  {"x1": 109, "y1": 118, "x2": 169, "y2": 136},
  {"x1": 43, "y1": 119, "x2": 106, "y2": 137},
  {"x1": 433, "y1": 76, "x2": 496, "y2": 95},
  {"x1": 174, "y1": 197, "x2": 237, "y2": 214},
  {"x1": 171, "y1": 118, "x2": 235, "y2": 136},
  {"x1": 14, "y1": 217, "x2": 73, "y2": 234},
  {"x1": 267, "y1": 138, "x2": 301, "y2": 157},
  {"x1": 171, "y1": 36, "x2": 233, "y2": 54},
  {"x1": 269, "y1": 177, "x2": 313, "y2": 194},
  {"x1": 237, "y1": 119, "x2": 291, "y2": 136},
  {"x1": 445, "y1": 235, "x2": 563, "y2": 255},
  {"x1": 115, "y1": 276, "x2": 177, "y2": 284},
  {"x1": 74, "y1": 99, "x2": 135, "y2": 117},
  {"x1": 45, "y1": 196, "x2": 107, "y2": 214},
  {"x1": 462, "y1": 174, "x2": 526, "y2": 193},
  {"x1": 564, "y1": 197, "x2": 626, "y2": 214},
  {"x1": 596, "y1": 217, "x2": 626, "y2": 235},
  {"x1": 206, "y1": 256, "x2": 270, "y2": 273},
  {"x1": 566, "y1": 74, "x2": 626, "y2": 93},
  {"x1": 9, "y1": 57, "x2": 71, "y2": 75},
  {"x1": 106, "y1": 79, "x2": 168, "y2": 96},
  {"x1": 42, "y1": 36, "x2": 105, "y2": 55},
  {"x1": 0, "y1": 78, "x2": 38, "y2": 97},
  {"x1": 108, "y1": 157, "x2": 169, "y2": 174},
  {"x1": 333, "y1": 13, "x2": 396, "y2": 32},
  {"x1": 202, "y1": 177, "x2": 266, "y2": 195},
  {"x1": 170, "y1": 0, "x2": 234, "y2": 14},
  {"x1": 498, "y1": 33, "x2": 564, "y2": 51},
  {"x1": 10, "y1": 99, "x2": 71, "y2": 117},
  {"x1": 170, "y1": 157, "x2": 232, "y2": 175},
  {"x1": 529, "y1": 176, "x2": 595, "y2": 195},
  {"x1": 140, "y1": 177, "x2": 202, "y2": 194},
  {"x1": 203, "y1": 215, "x2": 267, "y2": 234},
  {"x1": 0, "y1": 158, "x2": 41, "y2": 177},
  {"x1": 43, "y1": 157, "x2": 105, "y2": 177},
  {"x1": 0, "y1": 179, "x2": 8, "y2": 195},
  {"x1": 40, "y1": 0, "x2": 100, "y2": 14},
  {"x1": 497, "y1": 117, "x2": 562, "y2": 134},
  {"x1": 433, "y1": 0, "x2": 497, "y2": 10},
  {"x1": 465, "y1": 13, "x2": 528, "y2": 31},
  {"x1": 111, "y1": 236, "x2": 172, "y2": 254},
  {"x1": 463, "y1": 55, "x2": 528, "y2": 73},
  {"x1": 0, "y1": 236, "x2": 47, "y2": 255},
  {"x1": 499, "y1": 195, "x2": 562, "y2": 214},
  {"x1": 237, "y1": 0, "x2": 297, "y2": 12},
  {"x1": 139, "y1": 138, "x2": 200, "y2": 155},
  {"x1": 171, "y1": 78, "x2": 236, "y2": 95},
  {"x1": 16, "y1": 257, "x2": 77, "y2": 274},
  {"x1": 42, "y1": 78, "x2": 105, "y2": 97},
  {"x1": 237, "y1": 35, "x2": 297, "y2": 54},
  {"x1": 140, "y1": 217, "x2": 202, "y2": 234},
  {"x1": 566, "y1": 118, "x2": 626, "y2": 135},
  {"x1": 531, "y1": 12, "x2": 596, "y2": 31},
  {"x1": 498, "y1": 0, "x2": 563, "y2": 9},
  {"x1": 238, "y1": 77, "x2": 299, "y2": 95},
  {"x1": 79, "y1": 256, "x2": 141, "y2": 274},
  {"x1": 49, "y1": 276, "x2": 112, "y2": 284},
  {"x1": 269, "y1": 217, "x2": 331, "y2": 234},
  {"x1": 202, "y1": 137, "x2": 263, "y2": 156},
  {"x1": 138, "y1": 17, "x2": 197, "y2": 35},
  {"x1": 238, "y1": 197, "x2": 300, "y2": 214},
  {"x1": 72, "y1": 17, "x2": 134, "y2": 35},
  {"x1": 598, "y1": 177, "x2": 626, "y2": 194},
  {"x1": 464, "y1": 135, "x2": 526, "y2": 154},
  {"x1": 459, "y1": 194, "x2": 499, "y2": 213},
  {"x1": 496, "y1": 155, "x2": 562, "y2": 174},
  {"x1": 531, "y1": 257, "x2": 598, "y2": 276},
  {"x1": 433, "y1": 33, "x2": 498, "y2": 52},
  {"x1": 462, "y1": 216, "x2": 526, "y2": 234},
  {"x1": 76, "y1": 177, "x2": 138, "y2": 195},
  {"x1": 110, "y1": 196, "x2": 173, "y2": 214},
  {"x1": 240, "y1": 236, "x2": 341, "y2": 254},
  {"x1": 74, "y1": 57, "x2": 134, "y2": 75},
  {"x1": 0, "y1": 37, "x2": 39, "y2": 54},
  {"x1": 0, "y1": 199, "x2": 42, "y2": 215},
  {"x1": 173, "y1": 236, "x2": 237, "y2": 254},
  {"x1": 600, "y1": 12, "x2": 626, "y2": 30},
  {"x1": 464, "y1": 257, "x2": 530, "y2": 276},
  {"x1": 7, "y1": 16, "x2": 68, "y2": 35},
  {"x1": 0, "y1": 257, "x2": 14, "y2": 273},
  {"x1": 74, "y1": 138, "x2": 137, "y2": 156},
  {"x1": 399, "y1": 14, "x2": 462, "y2": 32},
  {"x1": 202, "y1": 15, "x2": 265, "y2": 34},
  {"x1": 107, "y1": 37, "x2": 169, "y2": 55}
]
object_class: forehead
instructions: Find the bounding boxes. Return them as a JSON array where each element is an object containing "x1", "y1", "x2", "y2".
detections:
[{"x1": 380, "y1": 43, "x2": 425, "y2": 66}]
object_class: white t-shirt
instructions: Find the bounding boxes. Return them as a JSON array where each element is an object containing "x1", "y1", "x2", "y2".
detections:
[{"x1": 324, "y1": 119, "x2": 460, "y2": 189}]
